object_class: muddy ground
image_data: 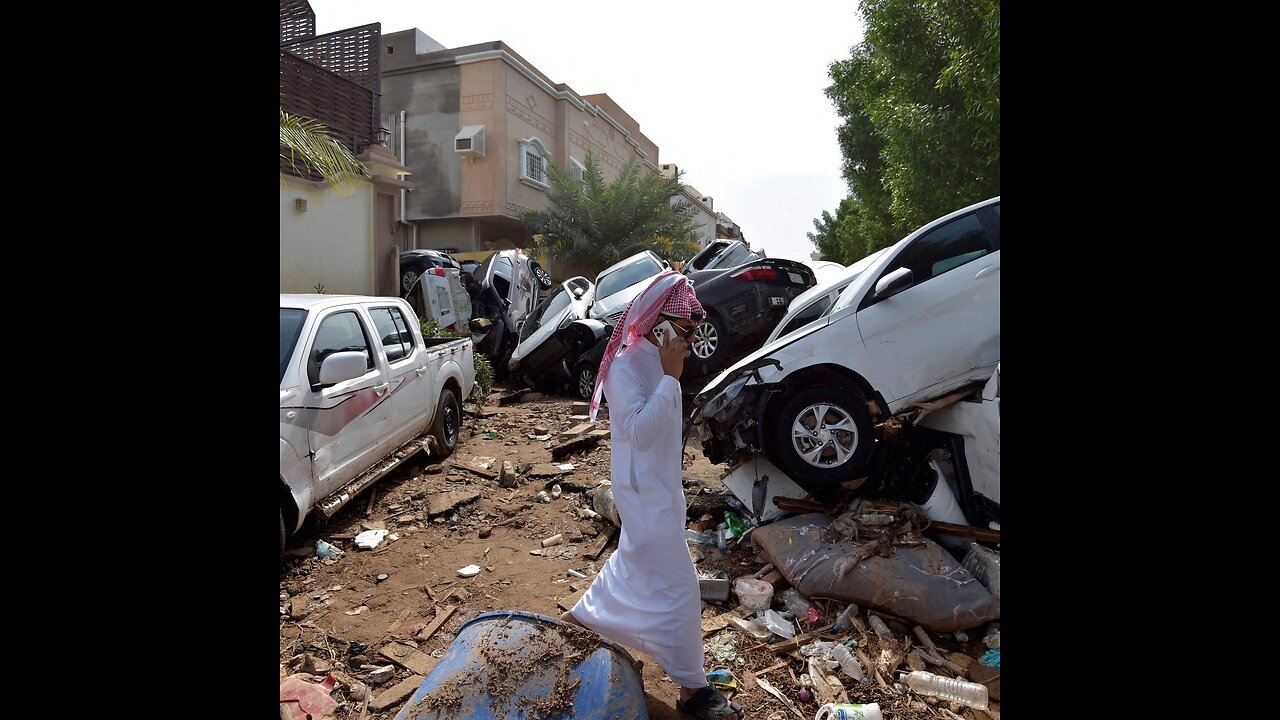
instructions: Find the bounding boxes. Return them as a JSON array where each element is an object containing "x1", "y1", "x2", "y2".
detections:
[{"x1": 278, "y1": 386, "x2": 1001, "y2": 720}]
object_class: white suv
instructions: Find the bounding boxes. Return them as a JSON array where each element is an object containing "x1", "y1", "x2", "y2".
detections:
[{"x1": 692, "y1": 197, "x2": 1000, "y2": 490}]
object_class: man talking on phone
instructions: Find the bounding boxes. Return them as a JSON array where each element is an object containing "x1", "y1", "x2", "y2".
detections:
[{"x1": 559, "y1": 271, "x2": 745, "y2": 720}]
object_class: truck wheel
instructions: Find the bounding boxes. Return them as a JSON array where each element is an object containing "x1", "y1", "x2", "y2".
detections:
[
  {"x1": 768, "y1": 384, "x2": 873, "y2": 488},
  {"x1": 431, "y1": 388, "x2": 461, "y2": 458}
]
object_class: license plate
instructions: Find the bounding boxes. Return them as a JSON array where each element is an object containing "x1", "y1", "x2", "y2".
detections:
[
  {"x1": 769, "y1": 297, "x2": 787, "y2": 306},
  {"x1": 788, "y1": 272, "x2": 804, "y2": 284}
]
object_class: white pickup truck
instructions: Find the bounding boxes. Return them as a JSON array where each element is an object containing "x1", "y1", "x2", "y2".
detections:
[{"x1": 279, "y1": 294, "x2": 475, "y2": 567}]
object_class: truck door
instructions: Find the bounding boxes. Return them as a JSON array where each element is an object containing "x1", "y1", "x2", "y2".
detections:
[
  {"x1": 368, "y1": 303, "x2": 433, "y2": 449},
  {"x1": 304, "y1": 308, "x2": 392, "y2": 497}
]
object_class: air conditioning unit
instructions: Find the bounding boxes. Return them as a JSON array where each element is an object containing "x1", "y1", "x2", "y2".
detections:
[{"x1": 454, "y1": 125, "x2": 486, "y2": 158}]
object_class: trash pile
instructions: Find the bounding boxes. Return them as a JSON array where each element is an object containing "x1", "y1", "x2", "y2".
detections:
[{"x1": 681, "y1": 490, "x2": 1001, "y2": 719}]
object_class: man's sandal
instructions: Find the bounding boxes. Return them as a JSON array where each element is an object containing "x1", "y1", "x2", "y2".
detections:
[{"x1": 677, "y1": 686, "x2": 744, "y2": 720}]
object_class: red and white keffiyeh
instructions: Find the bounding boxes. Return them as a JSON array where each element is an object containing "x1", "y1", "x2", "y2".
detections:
[{"x1": 589, "y1": 270, "x2": 703, "y2": 421}]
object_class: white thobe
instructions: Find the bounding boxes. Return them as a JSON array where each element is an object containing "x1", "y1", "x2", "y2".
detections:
[{"x1": 571, "y1": 339, "x2": 706, "y2": 689}]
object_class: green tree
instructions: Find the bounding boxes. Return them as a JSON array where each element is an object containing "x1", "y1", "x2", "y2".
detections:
[
  {"x1": 814, "y1": 0, "x2": 999, "y2": 260},
  {"x1": 279, "y1": 108, "x2": 368, "y2": 197},
  {"x1": 520, "y1": 153, "x2": 701, "y2": 278}
]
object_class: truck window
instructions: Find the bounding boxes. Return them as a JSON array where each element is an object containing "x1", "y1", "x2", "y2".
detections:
[
  {"x1": 308, "y1": 311, "x2": 374, "y2": 387},
  {"x1": 370, "y1": 306, "x2": 416, "y2": 362},
  {"x1": 280, "y1": 308, "x2": 308, "y2": 383}
]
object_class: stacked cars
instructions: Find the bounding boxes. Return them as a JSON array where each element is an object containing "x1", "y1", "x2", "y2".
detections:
[{"x1": 690, "y1": 197, "x2": 1000, "y2": 497}]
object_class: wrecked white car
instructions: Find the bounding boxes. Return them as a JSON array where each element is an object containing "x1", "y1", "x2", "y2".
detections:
[{"x1": 692, "y1": 197, "x2": 1000, "y2": 493}]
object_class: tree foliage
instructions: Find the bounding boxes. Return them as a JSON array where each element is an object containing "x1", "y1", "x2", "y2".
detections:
[
  {"x1": 279, "y1": 108, "x2": 368, "y2": 197},
  {"x1": 813, "y1": 0, "x2": 999, "y2": 264},
  {"x1": 520, "y1": 153, "x2": 702, "y2": 278}
]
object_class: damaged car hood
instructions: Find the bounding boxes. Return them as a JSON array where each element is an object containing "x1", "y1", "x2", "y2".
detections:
[{"x1": 696, "y1": 320, "x2": 828, "y2": 402}]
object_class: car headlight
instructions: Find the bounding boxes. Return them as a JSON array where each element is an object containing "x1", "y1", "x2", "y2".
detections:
[{"x1": 699, "y1": 374, "x2": 752, "y2": 419}]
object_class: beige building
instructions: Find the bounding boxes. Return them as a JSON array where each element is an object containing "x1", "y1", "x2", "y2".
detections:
[{"x1": 380, "y1": 30, "x2": 663, "y2": 268}]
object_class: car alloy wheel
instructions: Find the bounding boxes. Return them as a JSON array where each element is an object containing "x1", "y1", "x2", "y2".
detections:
[
  {"x1": 402, "y1": 270, "x2": 419, "y2": 293},
  {"x1": 791, "y1": 403, "x2": 860, "y2": 469},
  {"x1": 576, "y1": 363, "x2": 597, "y2": 400},
  {"x1": 691, "y1": 320, "x2": 718, "y2": 359}
]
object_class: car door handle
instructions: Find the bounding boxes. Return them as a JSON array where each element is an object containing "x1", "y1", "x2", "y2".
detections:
[
  {"x1": 373, "y1": 382, "x2": 389, "y2": 396},
  {"x1": 415, "y1": 366, "x2": 428, "y2": 376},
  {"x1": 975, "y1": 264, "x2": 1000, "y2": 279}
]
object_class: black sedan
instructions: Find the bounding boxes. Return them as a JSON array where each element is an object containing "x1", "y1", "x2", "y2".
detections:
[
  {"x1": 679, "y1": 240, "x2": 816, "y2": 382},
  {"x1": 399, "y1": 249, "x2": 460, "y2": 295}
]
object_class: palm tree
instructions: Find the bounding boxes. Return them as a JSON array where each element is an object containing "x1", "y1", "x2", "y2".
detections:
[
  {"x1": 520, "y1": 153, "x2": 701, "y2": 277},
  {"x1": 279, "y1": 108, "x2": 368, "y2": 197}
]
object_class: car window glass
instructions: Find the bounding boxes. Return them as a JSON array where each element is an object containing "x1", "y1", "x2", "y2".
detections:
[
  {"x1": 493, "y1": 257, "x2": 513, "y2": 298},
  {"x1": 888, "y1": 213, "x2": 990, "y2": 284},
  {"x1": 281, "y1": 308, "x2": 308, "y2": 383},
  {"x1": 778, "y1": 295, "x2": 835, "y2": 337},
  {"x1": 308, "y1": 311, "x2": 374, "y2": 386},
  {"x1": 689, "y1": 242, "x2": 727, "y2": 270},
  {"x1": 370, "y1": 306, "x2": 415, "y2": 362},
  {"x1": 712, "y1": 244, "x2": 756, "y2": 269},
  {"x1": 596, "y1": 256, "x2": 663, "y2": 298},
  {"x1": 521, "y1": 286, "x2": 572, "y2": 341}
]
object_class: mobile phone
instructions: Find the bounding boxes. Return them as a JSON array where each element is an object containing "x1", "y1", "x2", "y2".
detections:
[{"x1": 652, "y1": 319, "x2": 678, "y2": 346}]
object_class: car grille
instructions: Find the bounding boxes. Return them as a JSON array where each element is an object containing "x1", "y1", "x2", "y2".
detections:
[{"x1": 606, "y1": 311, "x2": 624, "y2": 328}]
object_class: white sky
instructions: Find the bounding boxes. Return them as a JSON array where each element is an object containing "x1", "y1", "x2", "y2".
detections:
[{"x1": 311, "y1": 1, "x2": 865, "y2": 263}]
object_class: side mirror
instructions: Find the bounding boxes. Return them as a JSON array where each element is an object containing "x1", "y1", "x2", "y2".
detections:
[
  {"x1": 318, "y1": 351, "x2": 367, "y2": 386},
  {"x1": 873, "y1": 267, "x2": 913, "y2": 300}
]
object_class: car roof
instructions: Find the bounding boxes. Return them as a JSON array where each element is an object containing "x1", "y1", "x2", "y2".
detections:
[{"x1": 280, "y1": 294, "x2": 404, "y2": 311}]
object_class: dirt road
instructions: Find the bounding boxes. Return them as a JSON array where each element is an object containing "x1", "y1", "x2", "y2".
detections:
[{"x1": 278, "y1": 389, "x2": 995, "y2": 720}]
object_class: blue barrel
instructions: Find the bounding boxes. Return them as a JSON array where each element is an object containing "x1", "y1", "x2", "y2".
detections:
[{"x1": 393, "y1": 610, "x2": 649, "y2": 720}]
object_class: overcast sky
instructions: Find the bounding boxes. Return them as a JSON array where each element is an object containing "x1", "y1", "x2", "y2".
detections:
[{"x1": 310, "y1": 1, "x2": 865, "y2": 263}]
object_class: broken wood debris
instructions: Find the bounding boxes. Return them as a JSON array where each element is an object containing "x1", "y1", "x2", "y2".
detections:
[
  {"x1": 369, "y1": 674, "x2": 426, "y2": 711},
  {"x1": 415, "y1": 604, "x2": 458, "y2": 642},
  {"x1": 550, "y1": 429, "x2": 610, "y2": 460},
  {"x1": 583, "y1": 525, "x2": 618, "y2": 560},
  {"x1": 496, "y1": 388, "x2": 532, "y2": 405}
]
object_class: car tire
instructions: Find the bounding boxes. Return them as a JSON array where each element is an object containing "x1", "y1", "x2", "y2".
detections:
[
  {"x1": 531, "y1": 262, "x2": 554, "y2": 291},
  {"x1": 689, "y1": 312, "x2": 730, "y2": 367},
  {"x1": 575, "y1": 361, "x2": 598, "y2": 401},
  {"x1": 279, "y1": 506, "x2": 287, "y2": 575},
  {"x1": 431, "y1": 387, "x2": 461, "y2": 458},
  {"x1": 401, "y1": 269, "x2": 420, "y2": 294},
  {"x1": 768, "y1": 384, "x2": 874, "y2": 488}
]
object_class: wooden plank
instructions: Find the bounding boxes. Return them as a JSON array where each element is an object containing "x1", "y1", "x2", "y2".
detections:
[
  {"x1": 379, "y1": 642, "x2": 438, "y2": 676},
  {"x1": 369, "y1": 674, "x2": 426, "y2": 712},
  {"x1": 701, "y1": 605, "x2": 753, "y2": 636},
  {"x1": 415, "y1": 604, "x2": 458, "y2": 642},
  {"x1": 761, "y1": 569, "x2": 786, "y2": 588},
  {"x1": 557, "y1": 586, "x2": 589, "y2": 612},
  {"x1": 584, "y1": 525, "x2": 618, "y2": 560}
]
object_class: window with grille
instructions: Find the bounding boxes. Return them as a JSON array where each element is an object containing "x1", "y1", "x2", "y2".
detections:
[{"x1": 518, "y1": 137, "x2": 551, "y2": 190}]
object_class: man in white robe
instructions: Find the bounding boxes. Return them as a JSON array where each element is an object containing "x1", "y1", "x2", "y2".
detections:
[{"x1": 560, "y1": 271, "x2": 745, "y2": 720}]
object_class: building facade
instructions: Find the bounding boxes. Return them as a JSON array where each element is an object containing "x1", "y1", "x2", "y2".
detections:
[{"x1": 379, "y1": 30, "x2": 663, "y2": 265}]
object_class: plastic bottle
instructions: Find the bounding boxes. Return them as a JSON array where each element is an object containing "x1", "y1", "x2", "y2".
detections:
[
  {"x1": 832, "y1": 603, "x2": 860, "y2": 633},
  {"x1": 829, "y1": 643, "x2": 866, "y2": 683},
  {"x1": 900, "y1": 670, "x2": 988, "y2": 710},
  {"x1": 724, "y1": 511, "x2": 749, "y2": 538},
  {"x1": 814, "y1": 702, "x2": 882, "y2": 720},
  {"x1": 780, "y1": 589, "x2": 814, "y2": 617},
  {"x1": 867, "y1": 614, "x2": 894, "y2": 640}
]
